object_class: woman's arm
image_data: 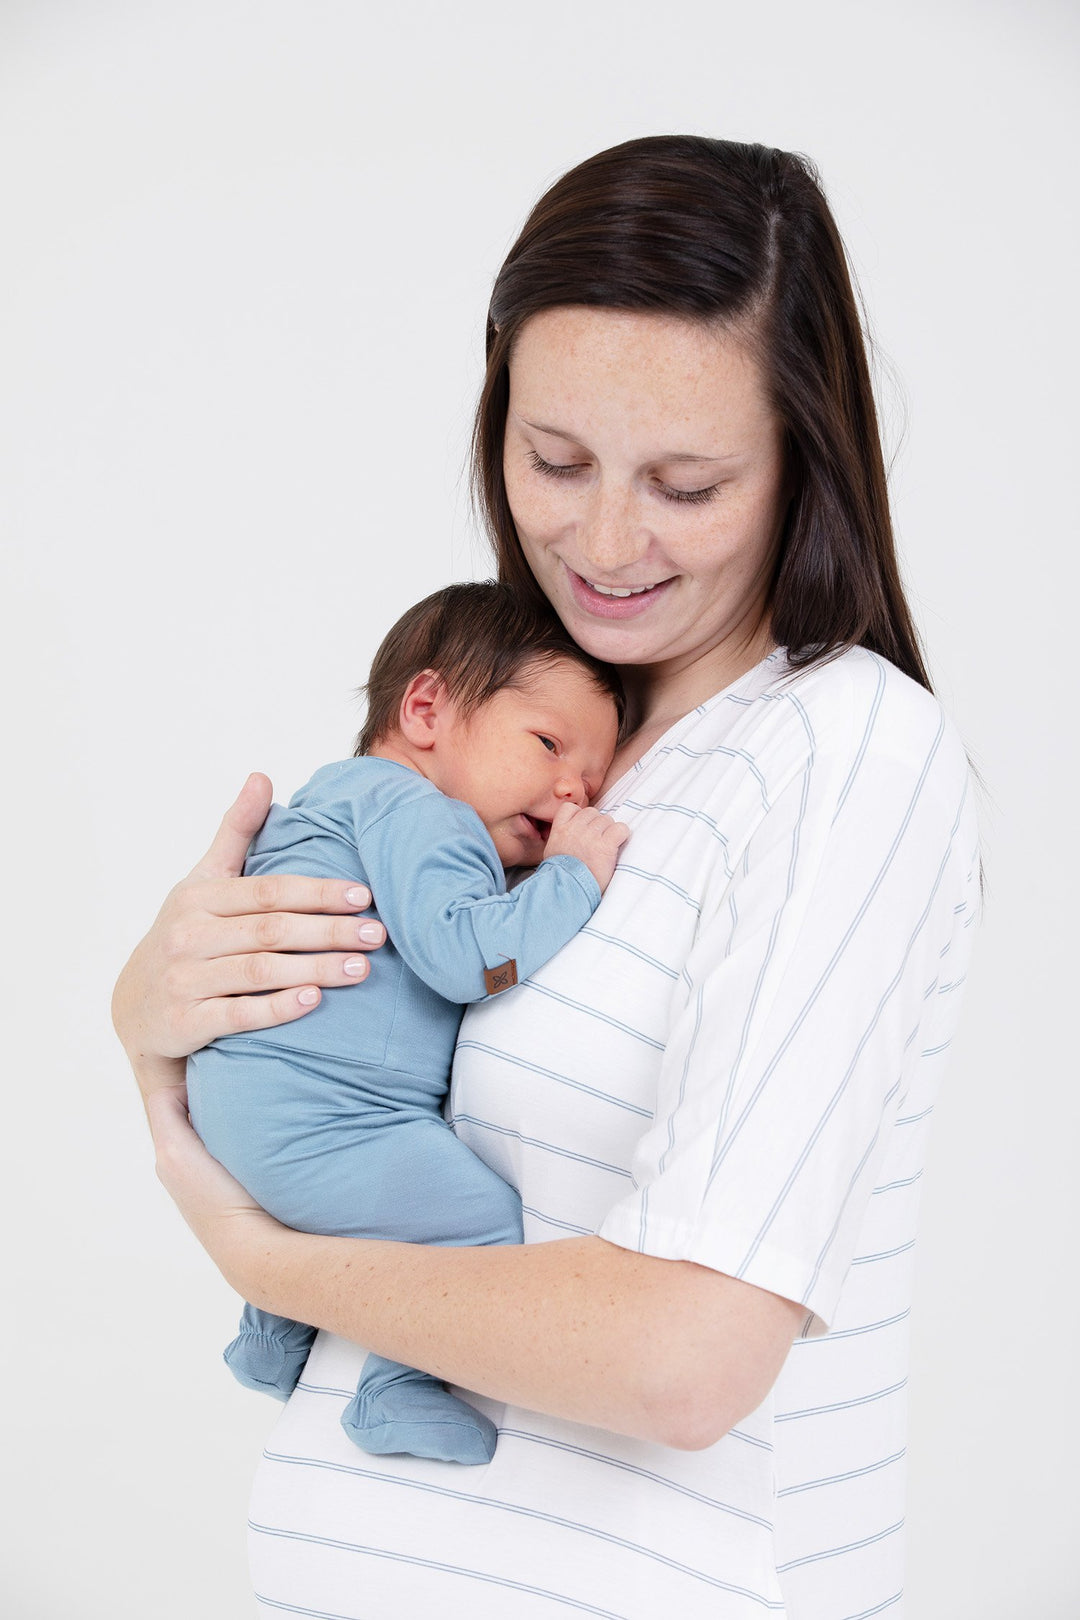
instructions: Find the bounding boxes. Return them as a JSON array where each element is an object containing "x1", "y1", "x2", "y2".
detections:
[
  {"x1": 147, "y1": 1085, "x2": 803, "y2": 1451},
  {"x1": 112, "y1": 773, "x2": 387, "y2": 1111}
]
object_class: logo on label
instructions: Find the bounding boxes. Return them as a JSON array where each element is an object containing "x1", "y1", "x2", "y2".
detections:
[{"x1": 483, "y1": 960, "x2": 519, "y2": 995}]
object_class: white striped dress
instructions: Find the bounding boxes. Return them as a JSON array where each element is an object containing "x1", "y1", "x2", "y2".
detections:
[{"x1": 248, "y1": 646, "x2": 979, "y2": 1620}]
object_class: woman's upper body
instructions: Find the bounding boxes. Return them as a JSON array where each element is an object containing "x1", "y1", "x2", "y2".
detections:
[
  {"x1": 113, "y1": 136, "x2": 978, "y2": 1616},
  {"x1": 248, "y1": 643, "x2": 976, "y2": 1620}
]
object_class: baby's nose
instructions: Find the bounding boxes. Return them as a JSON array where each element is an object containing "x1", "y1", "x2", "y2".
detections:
[{"x1": 554, "y1": 775, "x2": 588, "y2": 808}]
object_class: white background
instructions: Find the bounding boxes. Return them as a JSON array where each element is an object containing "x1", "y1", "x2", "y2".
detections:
[{"x1": 2, "y1": 1, "x2": 1077, "y2": 1615}]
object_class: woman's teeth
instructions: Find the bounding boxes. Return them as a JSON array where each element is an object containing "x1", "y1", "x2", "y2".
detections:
[{"x1": 586, "y1": 580, "x2": 656, "y2": 597}]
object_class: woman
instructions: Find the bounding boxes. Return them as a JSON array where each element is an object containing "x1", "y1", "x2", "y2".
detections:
[{"x1": 114, "y1": 136, "x2": 977, "y2": 1618}]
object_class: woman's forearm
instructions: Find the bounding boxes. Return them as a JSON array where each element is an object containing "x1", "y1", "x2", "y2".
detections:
[
  {"x1": 148, "y1": 1091, "x2": 801, "y2": 1447},
  {"x1": 208, "y1": 1203, "x2": 802, "y2": 1450}
]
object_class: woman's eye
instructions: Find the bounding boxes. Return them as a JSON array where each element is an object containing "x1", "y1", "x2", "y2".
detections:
[
  {"x1": 659, "y1": 482, "x2": 719, "y2": 505},
  {"x1": 537, "y1": 735, "x2": 557, "y2": 752},
  {"x1": 529, "y1": 450, "x2": 584, "y2": 480}
]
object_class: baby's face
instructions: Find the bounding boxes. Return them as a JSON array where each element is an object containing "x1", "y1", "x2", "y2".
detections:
[{"x1": 433, "y1": 659, "x2": 619, "y2": 866}]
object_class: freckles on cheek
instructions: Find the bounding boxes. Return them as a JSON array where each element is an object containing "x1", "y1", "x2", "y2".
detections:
[{"x1": 511, "y1": 488, "x2": 565, "y2": 546}]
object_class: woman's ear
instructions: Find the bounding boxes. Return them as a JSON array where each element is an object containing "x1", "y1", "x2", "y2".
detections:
[{"x1": 398, "y1": 669, "x2": 451, "y2": 751}]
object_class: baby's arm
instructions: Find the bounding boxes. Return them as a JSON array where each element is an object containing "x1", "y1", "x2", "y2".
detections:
[
  {"x1": 542, "y1": 801, "x2": 629, "y2": 893},
  {"x1": 361, "y1": 791, "x2": 629, "y2": 1003}
]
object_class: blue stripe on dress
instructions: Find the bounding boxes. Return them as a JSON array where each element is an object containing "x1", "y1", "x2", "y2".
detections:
[
  {"x1": 775, "y1": 1518, "x2": 903, "y2": 1571},
  {"x1": 792, "y1": 1309, "x2": 910, "y2": 1342},
  {"x1": 579, "y1": 926, "x2": 681, "y2": 979},
  {"x1": 451, "y1": 1112, "x2": 633, "y2": 1179},
  {"x1": 658, "y1": 982, "x2": 705, "y2": 1175},
  {"x1": 251, "y1": 1528, "x2": 631, "y2": 1617},
  {"x1": 612, "y1": 864, "x2": 703, "y2": 912},
  {"x1": 850, "y1": 1239, "x2": 916, "y2": 1265},
  {"x1": 834, "y1": 653, "x2": 887, "y2": 821},
  {"x1": 839, "y1": 1592, "x2": 904, "y2": 1620},
  {"x1": 498, "y1": 1428, "x2": 774, "y2": 1524},
  {"x1": 776, "y1": 1448, "x2": 905, "y2": 1496},
  {"x1": 453, "y1": 1041, "x2": 652, "y2": 1118},
  {"x1": 522, "y1": 1205, "x2": 594, "y2": 1235},
  {"x1": 619, "y1": 798, "x2": 735, "y2": 877},
  {"x1": 253, "y1": 1462, "x2": 786, "y2": 1607},
  {"x1": 654, "y1": 742, "x2": 774, "y2": 812},
  {"x1": 774, "y1": 1378, "x2": 906, "y2": 1422},
  {"x1": 520, "y1": 980, "x2": 666, "y2": 1050}
]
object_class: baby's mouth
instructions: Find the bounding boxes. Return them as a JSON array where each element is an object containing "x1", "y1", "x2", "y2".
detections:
[{"x1": 521, "y1": 814, "x2": 551, "y2": 843}]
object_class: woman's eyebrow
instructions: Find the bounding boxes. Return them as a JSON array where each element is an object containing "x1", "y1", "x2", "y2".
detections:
[
  {"x1": 521, "y1": 417, "x2": 585, "y2": 441},
  {"x1": 520, "y1": 418, "x2": 739, "y2": 464}
]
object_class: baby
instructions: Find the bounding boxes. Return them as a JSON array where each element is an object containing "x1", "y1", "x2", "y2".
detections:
[{"x1": 187, "y1": 582, "x2": 628, "y2": 1466}]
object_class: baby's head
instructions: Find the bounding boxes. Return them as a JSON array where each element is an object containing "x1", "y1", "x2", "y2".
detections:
[{"x1": 356, "y1": 583, "x2": 624, "y2": 867}]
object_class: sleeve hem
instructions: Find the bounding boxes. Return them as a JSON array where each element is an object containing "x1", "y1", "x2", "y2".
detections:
[
  {"x1": 541, "y1": 853, "x2": 602, "y2": 911},
  {"x1": 596, "y1": 1206, "x2": 838, "y2": 1337}
]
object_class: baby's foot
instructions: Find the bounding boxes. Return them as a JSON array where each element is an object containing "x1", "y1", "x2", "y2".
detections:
[
  {"x1": 342, "y1": 1355, "x2": 497, "y2": 1464},
  {"x1": 223, "y1": 1320, "x2": 316, "y2": 1400}
]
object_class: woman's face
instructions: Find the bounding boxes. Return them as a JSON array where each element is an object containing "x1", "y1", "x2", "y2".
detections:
[{"x1": 503, "y1": 307, "x2": 789, "y2": 693}]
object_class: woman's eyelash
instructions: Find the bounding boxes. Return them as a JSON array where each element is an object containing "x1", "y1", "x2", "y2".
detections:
[
  {"x1": 528, "y1": 450, "x2": 581, "y2": 480},
  {"x1": 527, "y1": 449, "x2": 718, "y2": 505},
  {"x1": 663, "y1": 483, "x2": 719, "y2": 505}
]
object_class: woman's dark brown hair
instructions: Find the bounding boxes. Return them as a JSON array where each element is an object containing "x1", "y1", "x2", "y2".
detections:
[{"x1": 472, "y1": 135, "x2": 930, "y2": 691}]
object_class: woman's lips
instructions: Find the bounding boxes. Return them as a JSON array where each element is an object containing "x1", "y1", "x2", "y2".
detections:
[{"x1": 565, "y1": 564, "x2": 673, "y2": 618}]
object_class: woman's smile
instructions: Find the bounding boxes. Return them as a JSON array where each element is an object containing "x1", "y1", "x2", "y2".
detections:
[{"x1": 566, "y1": 566, "x2": 676, "y2": 618}]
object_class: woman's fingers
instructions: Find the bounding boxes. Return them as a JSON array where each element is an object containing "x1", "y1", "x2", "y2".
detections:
[
  {"x1": 191, "y1": 872, "x2": 373, "y2": 920},
  {"x1": 171, "y1": 909, "x2": 385, "y2": 960},
  {"x1": 114, "y1": 783, "x2": 385, "y2": 1063},
  {"x1": 189, "y1": 985, "x2": 343, "y2": 1047},
  {"x1": 174, "y1": 948, "x2": 375, "y2": 1003},
  {"x1": 188, "y1": 773, "x2": 275, "y2": 883}
]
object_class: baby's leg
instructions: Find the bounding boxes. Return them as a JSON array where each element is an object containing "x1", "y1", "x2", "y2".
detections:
[
  {"x1": 188, "y1": 1044, "x2": 523, "y2": 1459},
  {"x1": 335, "y1": 1112, "x2": 523, "y2": 1464}
]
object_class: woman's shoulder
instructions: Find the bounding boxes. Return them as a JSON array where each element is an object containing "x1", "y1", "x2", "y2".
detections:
[
  {"x1": 669, "y1": 646, "x2": 971, "y2": 830},
  {"x1": 765, "y1": 646, "x2": 969, "y2": 791}
]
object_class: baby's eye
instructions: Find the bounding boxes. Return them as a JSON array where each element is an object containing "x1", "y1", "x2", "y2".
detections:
[{"x1": 537, "y1": 735, "x2": 557, "y2": 752}]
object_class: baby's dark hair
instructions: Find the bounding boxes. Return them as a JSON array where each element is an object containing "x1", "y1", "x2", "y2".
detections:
[{"x1": 354, "y1": 581, "x2": 625, "y2": 756}]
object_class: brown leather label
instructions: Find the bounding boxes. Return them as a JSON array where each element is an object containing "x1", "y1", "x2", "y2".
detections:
[{"x1": 484, "y1": 960, "x2": 519, "y2": 995}]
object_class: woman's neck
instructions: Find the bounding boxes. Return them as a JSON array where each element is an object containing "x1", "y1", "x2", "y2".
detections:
[{"x1": 604, "y1": 619, "x2": 776, "y2": 788}]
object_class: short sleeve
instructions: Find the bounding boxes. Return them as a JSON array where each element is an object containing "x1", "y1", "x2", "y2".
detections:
[{"x1": 597, "y1": 694, "x2": 977, "y2": 1333}]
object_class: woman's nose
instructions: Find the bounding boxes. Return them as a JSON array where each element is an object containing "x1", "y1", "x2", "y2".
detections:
[{"x1": 576, "y1": 483, "x2": 647, "y2": 573}]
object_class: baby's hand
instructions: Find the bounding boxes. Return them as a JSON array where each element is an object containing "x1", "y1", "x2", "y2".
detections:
[{"x1": 544, "y1": 802, "x2": 630, "y2": 894}]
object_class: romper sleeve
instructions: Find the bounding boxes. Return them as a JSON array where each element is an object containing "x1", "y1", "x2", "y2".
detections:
[
  {"x1": 357, "y1": 790, "x2": 602, "y2": 1005},
  {"x1": 597, "y1": 675, "x2": 979, "y2": 1333}
]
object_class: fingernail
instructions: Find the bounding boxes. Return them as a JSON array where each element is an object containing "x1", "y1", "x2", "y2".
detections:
[
  {"x1": 298, "y1": 988, "x2": 320, "y2": 1005},
  {"x1": 358, "y1": 922, "x2": 384, "y2": 945},
  {"x1": 343, "y1": 956, "x2": 369, "y2": 977},
  {"x1": 345, "y1": 886, "x2": 370, "y2": 907}
]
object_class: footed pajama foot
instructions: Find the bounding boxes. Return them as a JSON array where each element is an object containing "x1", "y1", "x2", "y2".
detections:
[
  {"x1": 342, "y1": 1353, "x2": 497, "y2": 1464},
  {"x1": 223, "y1": 1315, "x2": 317, "y2": 1400}
]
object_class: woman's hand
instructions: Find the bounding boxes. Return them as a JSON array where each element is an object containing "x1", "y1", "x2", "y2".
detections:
[
  {"x1": 112, "y1": 773, "x2": 386, "y2": 1108},
  {"x1": 147, "y1": 1085, "x2": 283, "y2": 1283}
]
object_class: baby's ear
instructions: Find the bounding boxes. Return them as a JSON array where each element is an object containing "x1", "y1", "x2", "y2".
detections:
[{"x1": 398, "y1": 669, "x2": 452, "y2": 750}]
